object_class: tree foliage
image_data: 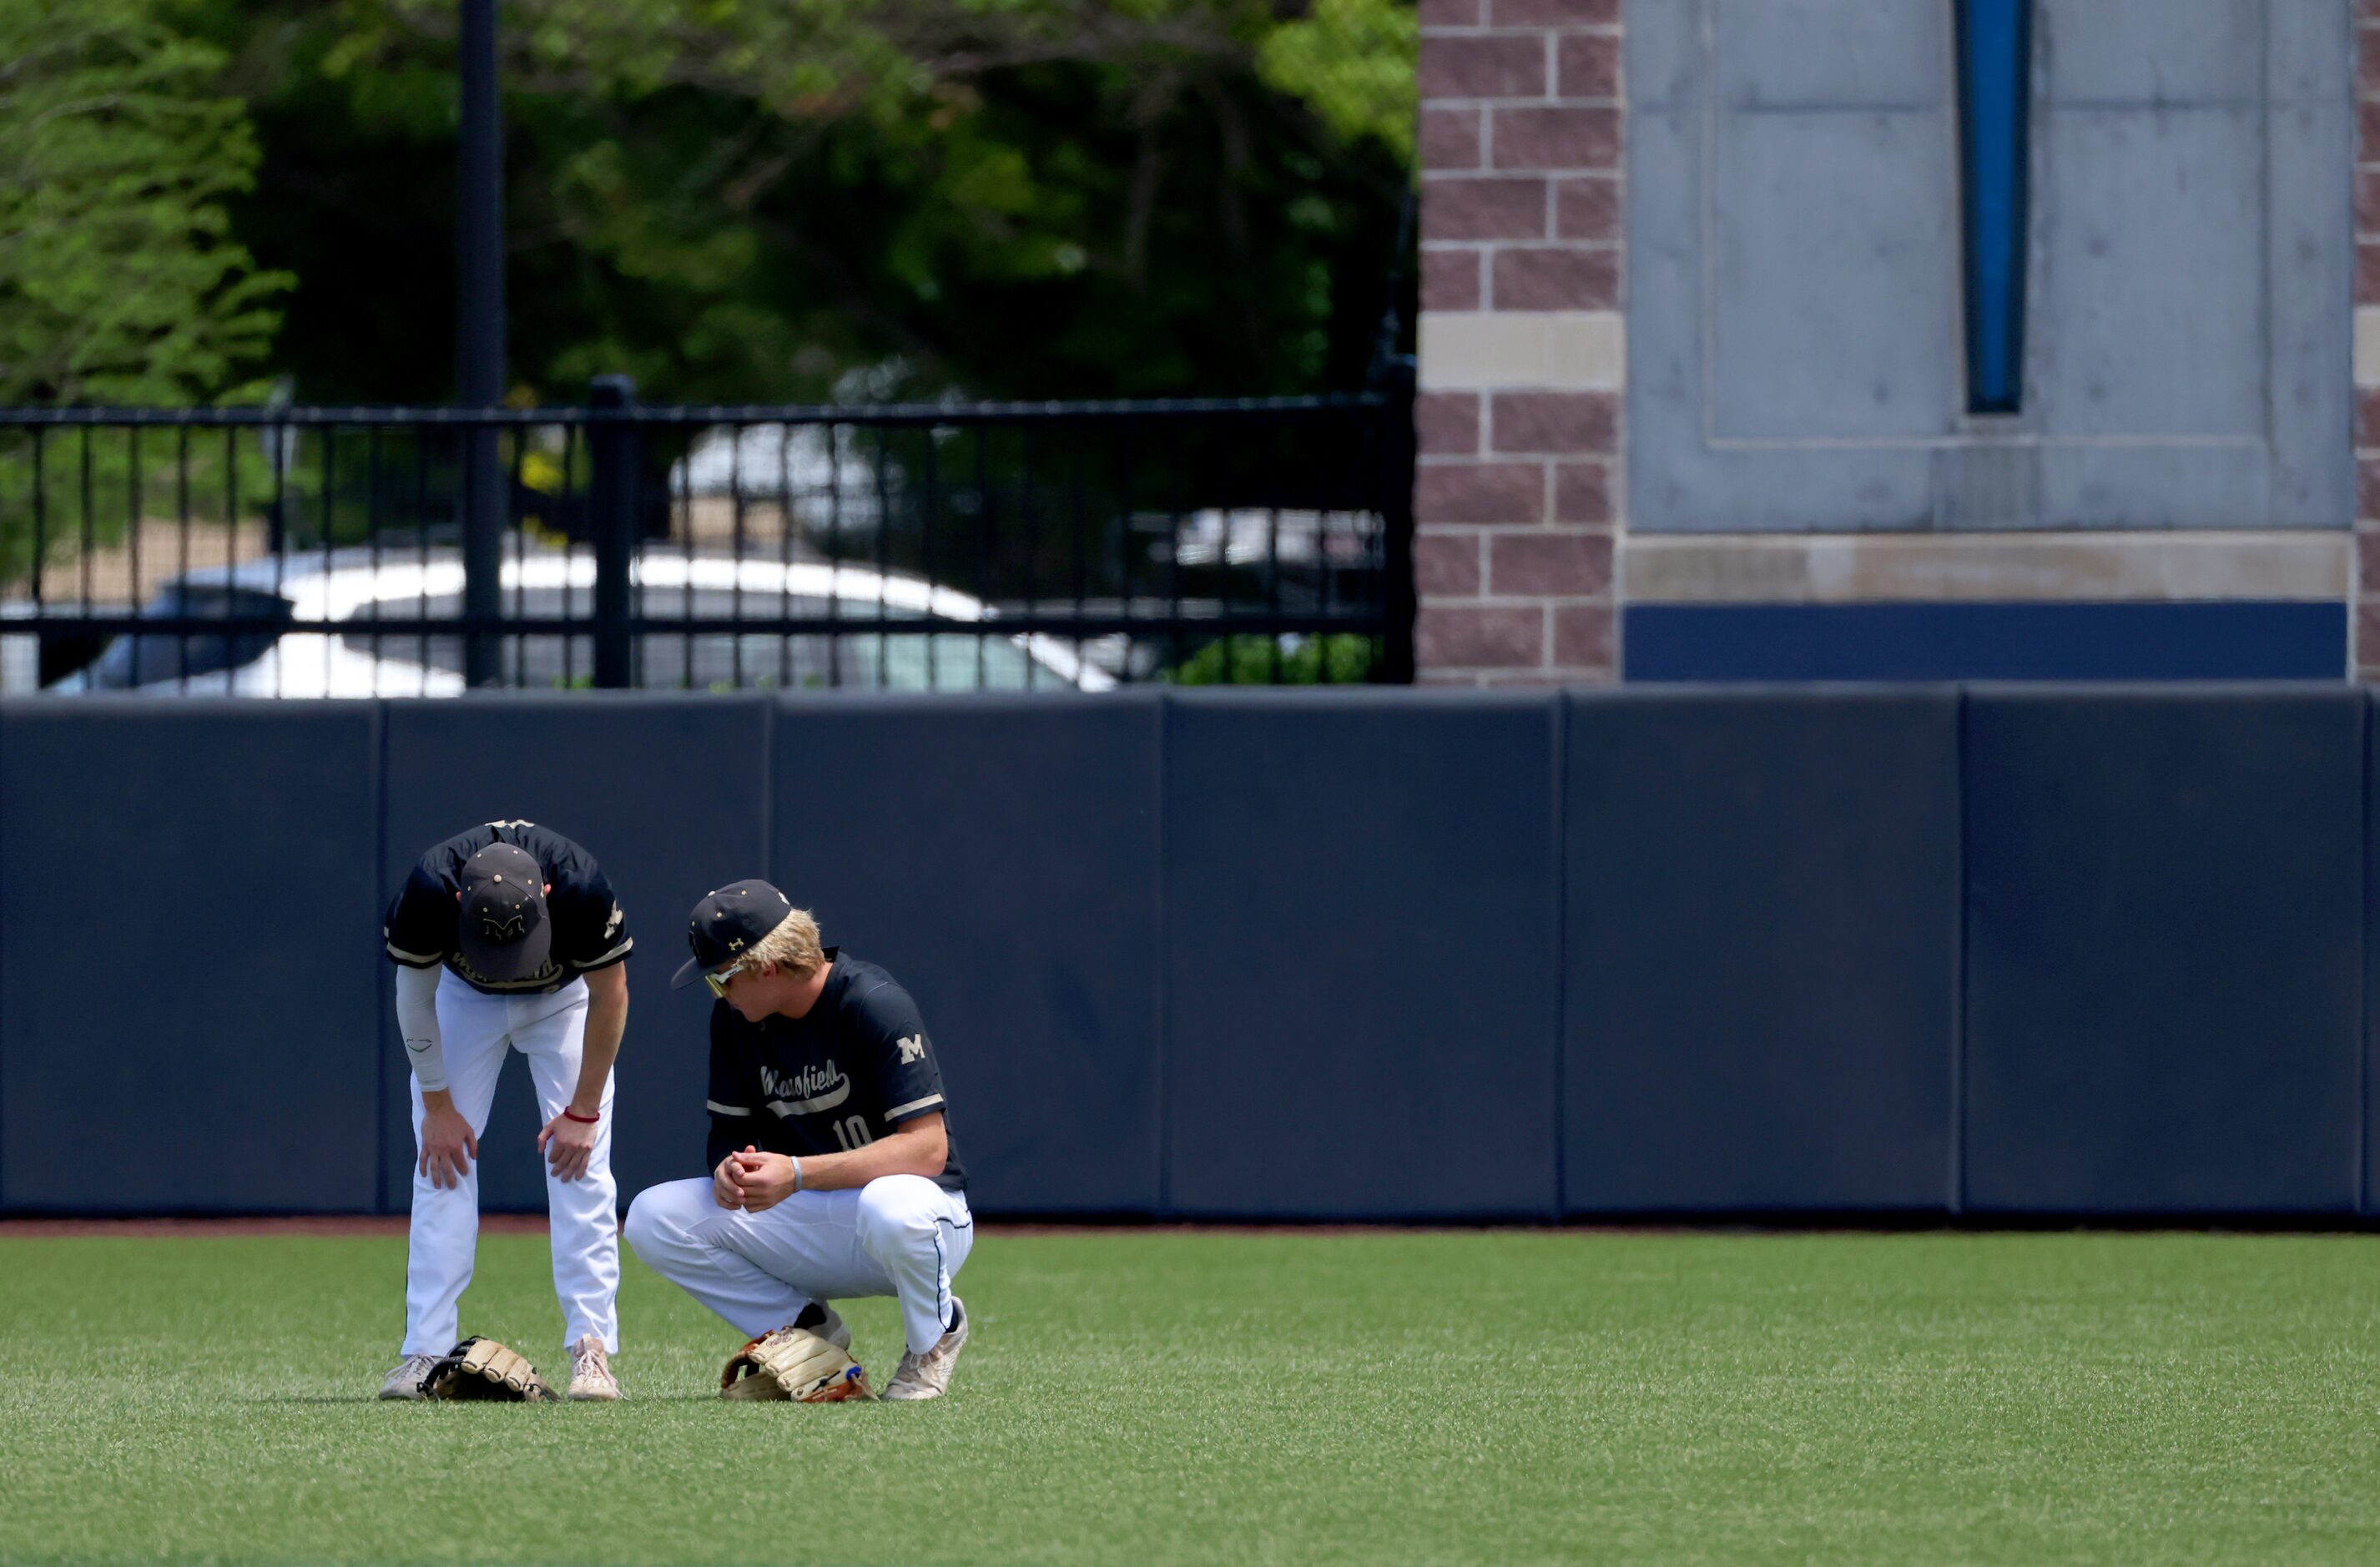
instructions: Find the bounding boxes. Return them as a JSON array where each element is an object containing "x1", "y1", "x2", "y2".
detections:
[
  {"x1": 192, "y1": 0, "x2": 1416, "y2": 406},
  {"x1": 0, "y1": 0, "x2": 1415, "y2": 411},
  {"x1": 0, "y1": 0, "x2": 289, "y2": 405}
]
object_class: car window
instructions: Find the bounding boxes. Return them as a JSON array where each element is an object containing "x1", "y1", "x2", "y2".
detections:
[{"x1": 859, "y1": 632, "x2": 1038, "y2": 690}]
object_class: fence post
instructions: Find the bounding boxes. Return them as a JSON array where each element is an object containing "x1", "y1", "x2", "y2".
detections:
[
  {"x1": 459, "y1": 426, "x2": 505, "y2": 687},
  {"x1": 456, "y1": 0, "x2": 505, "y2": 688},
  {"x1": 1377, "y1": 358, "x2": 1418, "y2": 684},
  {"x1": 588, "y1": 375, "x2": 638, "y2": 688}
]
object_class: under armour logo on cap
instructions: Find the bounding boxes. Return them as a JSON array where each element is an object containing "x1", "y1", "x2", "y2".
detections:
[{"x1": 672, "y1": 878, "x2": 794, "y2": 989}]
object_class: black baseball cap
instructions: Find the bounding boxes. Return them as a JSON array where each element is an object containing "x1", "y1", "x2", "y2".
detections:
[
  {"x1": 456, "y1": 843, "x2": 552, "y2": 985},
  {"x1": 672, "y1": 879, "x2": 795, "y2": 990}
]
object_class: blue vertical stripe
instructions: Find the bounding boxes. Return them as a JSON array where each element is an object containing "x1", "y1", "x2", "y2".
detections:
[{"x1": 1956, "y1": 0, "x2": 2031, "y2": 414}]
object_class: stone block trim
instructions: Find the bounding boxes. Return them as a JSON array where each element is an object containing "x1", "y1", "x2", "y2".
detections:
[
  {"x1": 1414, "y1": 1, "x2": 1624, "y2": 684},
  {"x1": 1417, "y1": 312, "x2": 1624, "y2": 390},
  {"x1": 1623, "y1": 534, "x2": 2351, "y2": 606},
  {"x1": 2360, "y1": 6, "x2": 2380, "y2": 678}
]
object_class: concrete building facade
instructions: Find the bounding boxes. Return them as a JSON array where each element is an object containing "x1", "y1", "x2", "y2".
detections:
[{"x1": 1418, "y1": 0, "x2": 2367, "y2": 683}]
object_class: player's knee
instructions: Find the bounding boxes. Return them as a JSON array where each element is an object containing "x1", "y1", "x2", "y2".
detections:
[
  {"x1": 622, "y1": 1184, "x2": 685, "y2": 1263},
  {"x1": 854, "y1": 1176, "x2": 938, "y2": 1251},
  {"x1": 411, "y1": 1161, "x2": 473, "y2": 1197}
]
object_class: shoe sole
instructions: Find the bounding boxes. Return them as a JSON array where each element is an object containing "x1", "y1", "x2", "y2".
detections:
[
  {"x1": 378, "y1": 1367, "x2": 430, "y2": 1401},
  {"x1": 884, "y1": 1298, "x2": 967, "y2": 1401}
]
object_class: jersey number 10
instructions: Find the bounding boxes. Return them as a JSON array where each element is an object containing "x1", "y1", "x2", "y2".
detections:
[{"x1": 829, "y1": 1116, "x2": 875, "y2": 1151}]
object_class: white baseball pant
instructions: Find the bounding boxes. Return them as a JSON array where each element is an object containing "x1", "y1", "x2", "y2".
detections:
[
  {"x1": 624, "y1": 1173, "x2": 972, "y2": 1355},
  {"x1": 401, "y1": 975, "x2": 620, "y2": 1357}
]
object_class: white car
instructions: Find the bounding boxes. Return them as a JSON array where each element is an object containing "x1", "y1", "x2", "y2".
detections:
[
  {"x1": 672, "y1": 422, "x2": 890, "y2": 538},
  {"x1": 49, "y1": 546, "x2": 1112, "y2": 697}
]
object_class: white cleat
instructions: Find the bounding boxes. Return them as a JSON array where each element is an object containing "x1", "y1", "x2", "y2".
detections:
[
  {"x1": 883, "y1": 1298, "x2": 968, "y2": 1402},
  {"x1": 567, "y1": 1335, "x2": 622, "y2": 1401},
  {"x1": 378, "y1": 1353, "x2": 439, "y2": 1400}
]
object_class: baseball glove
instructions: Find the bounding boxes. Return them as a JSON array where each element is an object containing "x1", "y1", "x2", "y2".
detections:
[
  {"x1": 719, "y1": 1325, "x2": 875, "y2": 1403},
  {"x1": 422, "y1": 1337, "x2": 557, "y2": 1403}
]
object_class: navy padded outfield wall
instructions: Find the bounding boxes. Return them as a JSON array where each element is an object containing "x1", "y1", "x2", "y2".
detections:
[
  {"x1": 1563, "y1": 692, "x2": 1959, "y2": 1213},
  {"x1": 2366, "y1": 691, "x2": 2380, "y2": 1217},
  {"x1": 1961, "y1": 689, "x2": 2366, "y2": 1215},
  {"x1": 0, "y1": 703, "x2": 384, "y2": 1212},
  {"x1": 1163, "y1": 692, "x2": 1561, "y2": 1218},
  {"x1": 771, "y1": 695, "x2": 1163, "y2": 1215},
  {"x1": 3, "y1": 686, "x2": 2380, "y2": 1220}
]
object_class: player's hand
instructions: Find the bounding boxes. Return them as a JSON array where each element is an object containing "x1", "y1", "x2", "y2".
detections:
[
  {"x1": 729, "y1": 1149, "x2": 799, "y2": 1213},
  {"x1": 713, "y1": 1149, "x2": 749, "y2": 1210},
  {"x1": 537, "y1": 1110, "x2": 598, "y2": 1182},
  {"x1": 419, "y1": 1104, "x2": 477, "y2": 1189}
]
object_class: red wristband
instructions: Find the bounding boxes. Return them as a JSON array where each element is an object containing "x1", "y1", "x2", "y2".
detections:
[{"x1": 562, "y1": 1108, "x2": 600, "y2": 1125}]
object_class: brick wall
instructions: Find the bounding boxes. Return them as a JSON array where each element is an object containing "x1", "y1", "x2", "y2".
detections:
[
  {"x1": 1414, "y1": 0, "x2": 1624, "y2": 685},
  {"x1": 2359, "y1": 1, "x2": 2380, "y2": 678}
]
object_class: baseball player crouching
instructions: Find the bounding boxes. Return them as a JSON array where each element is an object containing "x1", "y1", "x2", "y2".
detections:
[
  {"x1": 624, "y1": 882, "x2": 975, "y2": 1401},
  {"x1": 377, "y1": 822, "x2": 634, "y2": 1402}
]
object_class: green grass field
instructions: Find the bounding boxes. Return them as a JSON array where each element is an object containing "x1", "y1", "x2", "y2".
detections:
[{"x1": 3, "y1": 1228, "x2": 2377, "y2": 1564}]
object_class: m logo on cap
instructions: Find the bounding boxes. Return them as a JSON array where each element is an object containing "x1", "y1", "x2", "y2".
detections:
[{"x1": 481, "y1": 913, "x2": 527, "y2": 941}]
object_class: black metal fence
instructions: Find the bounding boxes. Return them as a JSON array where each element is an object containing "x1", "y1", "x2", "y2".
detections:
[{"x1": 0, "y1": 379, "x2": 1414, "y2": 697}]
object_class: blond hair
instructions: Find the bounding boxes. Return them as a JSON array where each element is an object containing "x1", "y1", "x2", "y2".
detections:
[{"x1": 738, "y1": 906, "x2": 824, "y2": 978}]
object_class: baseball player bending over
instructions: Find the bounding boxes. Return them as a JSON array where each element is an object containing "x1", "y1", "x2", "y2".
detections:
[
  {"x1": 625, "y1": 882, "x2": 974, "y2": 1401},
  {"x1": 377, "y1": 821, "x2": 634, "y2": 1402}
]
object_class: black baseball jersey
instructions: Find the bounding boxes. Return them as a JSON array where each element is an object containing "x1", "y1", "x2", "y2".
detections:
[
  {"x1": 383, "y1": 820, "x2": 633, "y2": 994},
  {"x1": 704, "y1": 950, "x2": 966, "y2": 1195}
]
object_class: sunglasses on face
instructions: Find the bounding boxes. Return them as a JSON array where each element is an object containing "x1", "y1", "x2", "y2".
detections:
[{"x1": 703, "y1": 961, "x2": 749, "y2": 1000}]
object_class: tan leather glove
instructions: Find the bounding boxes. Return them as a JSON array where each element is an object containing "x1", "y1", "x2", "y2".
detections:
[
  {"x1": 421, "y1": 1337, "x2": 557, "y2": 1402},
  {"x1": 719, "y1": 1326, "x2": 875, "y2": 1402}
]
